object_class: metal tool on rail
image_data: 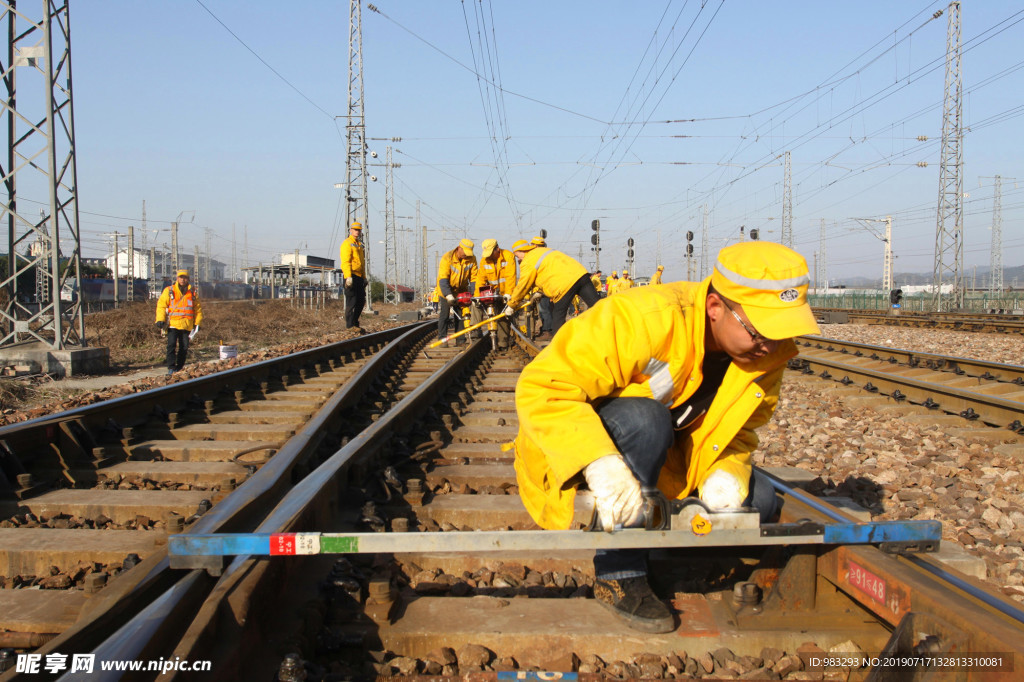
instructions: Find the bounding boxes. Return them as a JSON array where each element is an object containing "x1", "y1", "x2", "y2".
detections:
[
  {"x1": 426, "y1": 296, "x2": 534, "y2": 354},
  {"x1": 167, "y1": 489, "x2": 941, "y2": 570}
]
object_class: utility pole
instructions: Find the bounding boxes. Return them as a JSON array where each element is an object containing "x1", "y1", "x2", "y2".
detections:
[
  {"x1": 1, "y1": 2, "x2": 84, "y2": 349},
  {"x1": 194, "y1": 245, "x2": 200, "y2": 289},
  {"x1": 244, "y1": 226, "x2": 249, "y2": 279},
  {"x1": 127, "y1": 226, "x2": 134, "y2": 303},
  {"x1": 345, "y1": 0, "x2": 372, "y2": 311},
  {"x1": 781, "y1": 151, "x2": 793, "y2": 248},
  {"x1": 113, "y1": 234, "x2": 119, "y2": 308},
  {"x1": 700, "y1": 205, "x2": 709, "y2": 279},
  {"x1": 382, "y1": 145, "x2": 397, "y2": 305},
  {"x1": 171, "y1": 223, "x2": 179, "y2": 274},
  {"x1": 150, "y1": 246, "x2": 156, "y2": 282},
  {"x1": 981, "y1": 175, "x2": 1010, "y2": 295},
  {"x1": 141, "y1": 200, "x2": 147, "y2": 248},
  {"x1": 590, "y1": 219, "x2": 601, "y2": 273},
  {"x1": 204, "y1": 228, "x2": 212, "y2": 282},
  {"x1": 417, "y1": 200, "x2": 428, "y2": 300},
  {"x1": 933, "y1": 1, "x2": 963, "y2": 311},
  {"x1": 853, "y1": 216, "x2": 893, "y2": 292},
  {"x1": 817, "y1": 219, "x2": 827, "y2": 293},
  {"x1": 231, "y1": 224, "x2": 236, "y2": 282}
]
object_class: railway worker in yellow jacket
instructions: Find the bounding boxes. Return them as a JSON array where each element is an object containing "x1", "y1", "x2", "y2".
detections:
[
  {"x1": 437, "y1": 239, "x2": 478, "y2": 343},
  {"x1": 591, "y1": 271, "x2": 604, "y2": 297},
  {"x1": 513, "y1": 241, "x2": 820, "y2": 632},
  {"x1": 605, "y1": 271, "x2": 619, "y2": 294},
  {"x1": 339, "y1": 221, "x2": 367, "y2": 331},
  {"x1": 618, "y1": 271, "x2": 633, "y2": 291},
  {"x1": 650, "y1": 264, "x2": 665, "y2": 285},
  {"x1": 155, "y1": 269, "x2": 204, "y2": 376},
  {"x1": 502, "y1": 239, "x2": 600, "y2": 336},
  {"x1": 475, "y1": 239, "x2": 517, "y2": 349}
]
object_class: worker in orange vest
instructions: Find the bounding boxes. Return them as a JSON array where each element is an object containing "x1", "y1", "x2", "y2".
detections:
[{"x1": 155, "y1": 269, "x2": 204, "y2": 375}]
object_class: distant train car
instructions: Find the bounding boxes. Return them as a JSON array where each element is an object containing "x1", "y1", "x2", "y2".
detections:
[{"x1": 61, "y1": 278, "x2": 149, "y2": 303}]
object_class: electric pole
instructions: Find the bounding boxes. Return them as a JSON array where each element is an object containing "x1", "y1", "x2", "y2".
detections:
[
  {"x1": 981, "y1": 175, "x2": 1010, "y2": 295},
  {"x1": 781, "y1": 151, "x2": 793, "y2": 248},
  {"x1": 700, "y1": 205, "x2": 709, "y2": 279},
  {"x1": 346, "y1": 0, "x2": 372, "y2": 311},
  {"x1": 382, "y1": 145, "x2": 397, "y2": 305},
  {"x1": 854, "y1": 216, "x2": 894, "y2": 292},
  {"x1": 171, "y1": 222, "x2": 179, "y2": 275},
  {"x1": 1, "y1": 2, "x2": 84, "y2": 349},
  {"x1": 933, "y1": 1, "x2": 964, "y2": 311},
  {"x1": 127, "y1": 226, "x2": 134, "y2": 303},
  {"x1": 817, "y1": 219, "x2": 827, "y2": 293}
]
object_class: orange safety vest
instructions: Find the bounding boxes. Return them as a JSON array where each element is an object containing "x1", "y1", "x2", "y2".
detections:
[{"x1": 167, "y1": 285, "x2": 197, "y2": 320}]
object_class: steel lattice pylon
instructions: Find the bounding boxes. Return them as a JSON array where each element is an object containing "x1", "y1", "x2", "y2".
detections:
[
  {"x1": 0, "y1": 1, "x2": 84, "y2": 349},
  {"x1": 781, "y1": 151, "x2": 793, "y2": 248},
  {"x1": 382, "y1": 145, "x2": 397, "y2": 305},
  {"x1": 345, "y1": 0, "x2": 371, "y2": 310},
  {"x1": 932, "y1": 0, "x2": 963, "y2": 311}
]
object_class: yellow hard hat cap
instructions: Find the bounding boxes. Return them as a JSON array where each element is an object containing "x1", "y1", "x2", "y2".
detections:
[
  {"x1": 711, "y1": 242, "x2": 820, "y2": 340},
  {"x1": 176, "y1": 269, "x2": 189, "y2": 277},
  {"x1": 350, "y1": 221, "x2": 362, "y2": 230},
  {"x1": 458, "y1": 238, "x2": 474, "y2": 257},
  {"x1": 511, "y1": 239, "x2": 534, "y2": 252},
  {"x1": 482, "y1": 238, "x2": 498, "y2": 258}
]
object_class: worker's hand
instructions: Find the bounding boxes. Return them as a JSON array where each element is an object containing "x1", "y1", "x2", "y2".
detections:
[
  {"x1": 193, "y1": 326, "x2": 200, "y2": 335},
  {"x1": 502, "y1": 293, "x2": 511, "y2": 303},
  {"x1": 155, "y1": 321, "x2": 165, "y2": 330},
  {"x1": 345, "y1": 277, "x2": 353, "y2": 287},
  {"x1": 445, "y1": 294, "x2": 456, "y2": 304},
  {"x1": 699, "y1": 470, "x2": 746, "y2": 509},
  {"x1": 502, "y1": 305, "x2": 515, "y2": 318},
  {"x1": 529, "y1": 291, "x2": 543, "y2": 303},
  {"x1": 584, "y1": 454, "x2": 643, "y2": 532}
]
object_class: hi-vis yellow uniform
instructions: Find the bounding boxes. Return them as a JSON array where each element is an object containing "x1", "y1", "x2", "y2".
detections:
[
  {"x1": 605, "y1": 275, "x2": 619, "y2": 294},
  {"x1": 507, "y1": 247, "x2": 587, "y2": 307},
  {"x1": 155, "y1": 284, "x2": 203, "y2": 331},
  {"x1": 437, "y1": 249, "x2": 478, "y2": 295},
  {"x1": 339, "y1": 235, "x2": 366, "y2": 278},
  {"x1": 513, "y1": 279, "x2": 795, "y2": 530},
  {"x1": 590, "y1": 274, "x2": 603, "y2": 292},
  {"x1": 650, "y1": 269, "x2": 663, "y2": 285},
  {"x1": 475, "y1": 249, "x2": 517, "y2": 296}
]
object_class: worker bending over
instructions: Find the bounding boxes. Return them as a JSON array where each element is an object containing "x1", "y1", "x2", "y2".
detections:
[
  {"x1": 503, "y1": 239, "x2": 599, "y2": 338},
  {"x1": 650, "y1": 264, "x2": 665, "y2": 285},
  {"x1": 475, "y1": 239, "x2": 517, "y2": 350},
  {"x1": 436, "y1": 239, "x2": 478, "y2": 344},
  {"x1": 513, "y1": 242, "x2": 820, "y2": 632}
]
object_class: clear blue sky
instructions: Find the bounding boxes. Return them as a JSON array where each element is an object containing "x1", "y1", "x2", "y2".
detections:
[{"x1": 68, "y1": 1, "x2": 1024, "y2": 287}]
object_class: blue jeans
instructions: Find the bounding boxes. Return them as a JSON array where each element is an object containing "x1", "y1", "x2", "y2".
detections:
[{"x1": 592, "y1": 397, "x2": 779, "y2": 580}]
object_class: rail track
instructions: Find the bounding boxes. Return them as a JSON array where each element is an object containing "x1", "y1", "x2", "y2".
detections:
[
  {"x1": 792, "y1": 336, "x2": 1024, "y2": 435},
  {"x1": 815, "y1": 308, "x2": 1024, "y2": 335},
  {"x1": 2, "y1": 326, "x2": 1024, "y2": 680}
]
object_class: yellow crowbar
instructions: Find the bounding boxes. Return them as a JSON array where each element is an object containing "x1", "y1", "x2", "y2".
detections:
[{"x1": 425, "y1": 301, "x2": 532, "y2": 353}]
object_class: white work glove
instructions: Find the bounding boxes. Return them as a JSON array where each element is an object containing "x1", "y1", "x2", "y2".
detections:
[
  {"x1": 584, "y1": 454, "x2": 643, "y2": 532},
  {"x1": 699, "y1": 470, "x2": 746, "y2": 509},
  {"x1": 502, "y1": 305, "x2": 515, "y2": 318},
  {"x1": 529, "y1": 291, "x2": 543, "y2": 303},
  {"x1": 345, "y1": 277, "x2": 353, "y2": 287},
  {"x1": 502, "y1": 293, "x2": 511, "y2": 303},
  {"x1": 445, "y1": 294, "x2": 456, "y2": 304}
]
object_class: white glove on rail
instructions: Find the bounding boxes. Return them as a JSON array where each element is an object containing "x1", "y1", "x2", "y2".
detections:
[
  {"x1": 445, "y1": 294, "x2": 456, "y2": 304},
  {"x1": 699, "y1": 470, "x2": 746, "y2": 509},
  {"x1": 502, "y1": 305, "x2": 515, "y2": 317},
  {"x1": 584, "y1": 454, "x2": 643, "y2": 532}
]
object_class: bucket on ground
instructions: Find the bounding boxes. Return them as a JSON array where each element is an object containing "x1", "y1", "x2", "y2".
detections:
[{"x1": 219, "y1": 345, "x2": 238, "y2": 360}]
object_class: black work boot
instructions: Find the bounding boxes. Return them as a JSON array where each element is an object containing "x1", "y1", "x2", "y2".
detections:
[{"x1": 593, "y1": 576, "x2": 674, "y2": 633}]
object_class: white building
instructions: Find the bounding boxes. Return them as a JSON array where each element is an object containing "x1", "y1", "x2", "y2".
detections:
[{"x1": 106, "y1": 248, "x2": 225, "y2": 281}]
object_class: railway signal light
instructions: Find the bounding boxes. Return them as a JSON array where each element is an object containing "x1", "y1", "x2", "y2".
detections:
[
  {"x1": 591, "y1": 220, "x2": 600, "y2": 231},
  {"x1": 750, "y1": 228, "x2": 759, "y2": 240}
]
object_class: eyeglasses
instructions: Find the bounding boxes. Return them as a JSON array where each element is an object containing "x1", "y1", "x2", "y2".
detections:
[{"x1": 720, "y1": 298, "x2": 768, "y2": 345}]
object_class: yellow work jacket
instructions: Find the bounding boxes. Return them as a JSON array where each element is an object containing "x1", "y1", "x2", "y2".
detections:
[
  {"x1": 513, "y1": 279, "x2": 795, "y2": 530},
  {"x1": 618, "y1": 276, "x2": 633, "y2": 291},
  {"x1": 605, "y1": 275, "x2": 619, "y2": 294},
  {"x1": 590, "y1": 274, "x2": 602, "y2": 293},
  {"x1": 650, "y1": 270, "x2": 663, "y2": 285},
  {"x1": 155, "y1": 284, "x2": 203, "y2": 331},
  {"x1": 339, "y1": 236, "x2": 366, "y2": 279},
  {"x1": 475, "y1": 249, "x2": 517, "y2": 296},
  {"x1": 437, "y1": 249, "x2": 478, "y2": 296},
  {"x1": 508, "y1": 247, "x2": 587, "y2": 306}
]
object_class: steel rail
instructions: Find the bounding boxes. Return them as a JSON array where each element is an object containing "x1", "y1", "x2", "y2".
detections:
[
  {"x1": 798, "y1": 335, "x2": 1024, "y2": 384},
  {"x1": 790, "y1": 354, "x2": 1024, "y2": 428},
  {"x1": 814, "y1": 308, "x2": 1024, "y2": 334},
  {"x1": 65, "y1": 333, "x2": 491, "y2": 679},
  {"x1": 10, "y1": 322, "x2": 433, "y2": 679}
]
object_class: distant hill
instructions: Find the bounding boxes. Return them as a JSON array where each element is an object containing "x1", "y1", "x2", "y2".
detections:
[{"x1": 833, "y1": 264, "x2": 1024, "y2": 289}]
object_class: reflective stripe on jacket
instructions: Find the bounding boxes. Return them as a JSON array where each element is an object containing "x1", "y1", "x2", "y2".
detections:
[
  {"x1": 156, "y1": 284, "x2": 203, "y2": 331},
  {"x1": 340, "y1": 236, "x2": 366, "y2": 278},
  {"x1": 475, "y1": 249, "x2": 517, "y2": 295},
  {"x1": 507, "y1": 247, "x2": 587, "y2": 307},
  {"x1": 513, "y1": 279, "x2": 794, "y2": 530},
  {"x1": 437, "y1": 250, "x2": 478, "y2": 296}
]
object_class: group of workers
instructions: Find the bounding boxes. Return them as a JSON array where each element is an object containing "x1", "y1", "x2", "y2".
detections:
[{"x1": 157, "y1": 223, "x2": 819, "y2": 641}]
